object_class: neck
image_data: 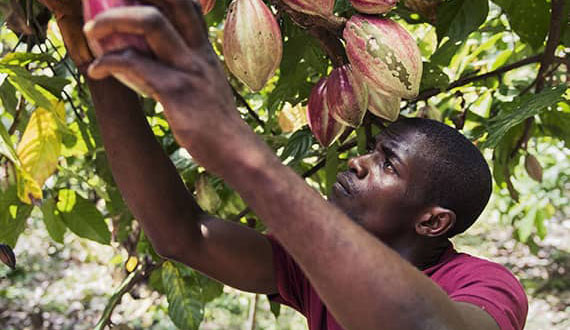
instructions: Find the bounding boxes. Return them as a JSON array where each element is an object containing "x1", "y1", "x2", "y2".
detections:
[{"x1": 387, "y1": 236, "x2": 451, "y2": 270}]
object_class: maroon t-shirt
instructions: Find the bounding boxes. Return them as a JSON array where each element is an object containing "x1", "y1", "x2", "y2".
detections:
[{"x1": 266, "y1": 236, "x2": 528, "y2": 330}]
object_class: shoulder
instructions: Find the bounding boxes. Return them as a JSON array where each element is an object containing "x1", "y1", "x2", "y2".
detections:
[{"x1": 427, "y1": 250, "x2": 528, "y2": 330}]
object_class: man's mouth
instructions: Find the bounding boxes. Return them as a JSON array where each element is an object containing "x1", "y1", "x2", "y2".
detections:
[{"x1": 334, "y1": 172, "x2": 353, "y2": 196}]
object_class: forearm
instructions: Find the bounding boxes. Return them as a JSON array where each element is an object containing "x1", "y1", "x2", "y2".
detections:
[
  {"x1": 214, "y1": 142, "x2": 465, "y2": 329},
  {"x1": 86, "y1": 77, "x2": 203, "y2": 257}
]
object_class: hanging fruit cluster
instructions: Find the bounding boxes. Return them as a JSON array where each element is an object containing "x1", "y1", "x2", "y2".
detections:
[{"x1": 81, "y1": 0, "x2": 423, "y2": 147}]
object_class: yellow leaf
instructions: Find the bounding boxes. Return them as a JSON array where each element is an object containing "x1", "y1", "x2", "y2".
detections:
[
  {"x1": 278, "y1": 102, "x2": 307, "y2": 133},
  {"x1": 15, "y1": 101, "x2": 65, "y2": 204},
  {"x1": 125, "y1": 256, "x2": 138, "y2": 273},
  {"x1": 15, "y1": 167, "x2": 42, "y2": 204}
]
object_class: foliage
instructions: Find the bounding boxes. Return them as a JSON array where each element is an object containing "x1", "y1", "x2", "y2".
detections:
[{"x1": 0, "y1": 0, "x2": 568, "y2": 328}]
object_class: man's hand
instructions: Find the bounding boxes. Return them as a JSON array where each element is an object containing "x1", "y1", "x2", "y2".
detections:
[
  {"x1": 84, "y1": 0, "x2": 251, "y2": 175},
  {"x1": 38, "y1": 0, "x2": 93, "y2": 70}
]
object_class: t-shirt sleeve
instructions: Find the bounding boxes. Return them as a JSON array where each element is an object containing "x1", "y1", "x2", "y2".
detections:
[
  {"x1": 448, "y1": 262, "x2": 528, "y2": 330},
  {"x1": 265, "y1": 234, "x2": 308, "y2": 313}
]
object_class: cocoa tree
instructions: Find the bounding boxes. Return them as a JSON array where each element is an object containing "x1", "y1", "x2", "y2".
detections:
[{"x1": 0, "y1": 0, "x2": 568, "y2": 328}]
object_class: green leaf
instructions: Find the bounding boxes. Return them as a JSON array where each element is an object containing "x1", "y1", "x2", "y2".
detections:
[
  {"x1": 270, "y1": 300, "x2": 281, "y2": 319},
  {"x1": 0, "y1": 52, "x2": 57, "y2": 66},
  {"x1": 0, "y1": 186, "x2": 32, "y2": 247},
  {"x1": 516, "y1": 207, "x2": 536, "y2": 243},
  {"x1": 420, "y1": 62, "x2": 450, "y2": 91},
  {"x1": 57, "y1": 189, "x2": 111, "y2": 245},
  {"x1": 481, "y1": 85, "x2": 566, "y2": 148},
  {"x1": 281, "y1": 129, "x2": 313, "y2": 165},
  {"x1": 493, "y1": 0, "x2": 549, "y2": 49},
  {"x1": 267, "y1": 19, "x2": 327, "y2": 114},
  {"x1": 195, "y1": 174, "x2": 221, "y2": 214},
  {"x1": 540, "y1": 109, "x2": 570, "y2": 148},
  {"x1": 41, "y1": 199, "x2": 67, "y2": 244},
  {"x1": 534, "y1": 209, "x2": 547, "y2": 240},
  {"x1": 162, "y1": 261, "x2": 205, "y2": 330},
  {"x1": 436, "y1": 0, "x2": 489, "y2": 42},
  {"x1": 7, "y1": 75, "x2": 53, "y2": 110},
  {"x1": 0, "y1": 79, "x2": 18, "y2": 116},
  {"x1": 0, "y1": 64, "x2": 55, "y2": 109},
  {"x1": 0, "y1": 120, "x2": 19, "y2": 165},
  {"x1": 325, "y1": 143, "x2": 339, "y2": 196}
]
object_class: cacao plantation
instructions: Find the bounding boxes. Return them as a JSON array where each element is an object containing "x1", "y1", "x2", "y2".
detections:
[{"x1": 0, "y1": 0, "x2": 568, "y2": 329}]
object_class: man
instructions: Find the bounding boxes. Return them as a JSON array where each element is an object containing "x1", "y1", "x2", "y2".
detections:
[{"x1": 39, "y1": 0, "x2": 527, "y2": 329}]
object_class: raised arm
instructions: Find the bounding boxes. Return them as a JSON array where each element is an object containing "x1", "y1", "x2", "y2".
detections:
[
  {"x1": 86, "y1": 78, "x2": 276, "y2": 293},
  {"x1": 83, "y1": 1, "x2": 500, "y2": 329},
  {"x1": 40, "y1": 0, "x2": 276, "y2": 294}
]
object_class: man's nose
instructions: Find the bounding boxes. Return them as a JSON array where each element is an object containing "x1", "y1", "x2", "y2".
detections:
[{"x1": 348, "y1": 155, "x2": 371, "y2": 179}]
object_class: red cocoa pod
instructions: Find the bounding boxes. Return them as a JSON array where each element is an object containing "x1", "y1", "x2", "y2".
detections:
[
  {"x1": 281, "y1": 0, "x2": 335, "y2": 18},
  {"x1": 525, "y1": 154, "x2": 543, "y2": 183},
  {"x1": 367, "y1": 87, "x2": 400, "y2": 121},
  {"x1": 307, "y1": 78, "x2": 346, "y2": 147},
  {"x1": 200, "y1": 0, "x2": 216, "y2": 14},
  {"x1": 326, "y1": 65, "x2": 368, "y2": 127},
  {"x1": 223, "y1": 0, "x2": 282, "y2": 92},
  {"x1": 344, "y1": 15, "x2": 422, "y2": 99},
  {"x1": 0, "y1": 244, "x2": 16, "y2": 270},
  {"x1": 350, "y1": 0, "x2": 399, "y2": 14},
  {"x1": 82, "y1": 0, "x2": 151, "y2": 57}
]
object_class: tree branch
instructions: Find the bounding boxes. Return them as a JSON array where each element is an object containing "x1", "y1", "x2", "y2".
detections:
[
  {"x1": 410, "y1": 54, "x2": 543, "y2": 104},
  {"x1": 231, "y1": 86, "x2": 267, "y2": 129},
  {"x1": 94, "y1": 259, "x2": 164, "y2": 330},
  {"x1": 509, "y1": 0, "x2": 565, "y2": 163},
  {"x1": 536, "y1": 0, "x2": 565, "y2": 92}
]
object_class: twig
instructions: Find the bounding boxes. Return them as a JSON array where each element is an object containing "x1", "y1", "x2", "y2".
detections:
[
  {"x1": 231, "y1": 86, "x2": 267, "y2": 130},
  {"x1": 38, "y1": 43, "x2": 86, "y2": 120},
  {"x1": 507, "y1": 0, "x2": 565, "y2": 175},
  {"x1": 409, "y1": 54, "x2": 543, "y2": 105},
  {"x1": 247, "y1": 294, "x2": 259, "y2": 330},
  {"x1": 7, "y1": 96, "x2": 25, "y2": 135},
  {"x1": 536, "y1": 0, "x2": 565, "y2": 92},
  {"x1": 94, "y1": 260, "x2": 164, "y2": 330}
]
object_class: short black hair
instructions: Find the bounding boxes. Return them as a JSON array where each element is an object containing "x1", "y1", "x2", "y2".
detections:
[{"x1": 389, "y1": 118, "x2": 492, "y2": 237}]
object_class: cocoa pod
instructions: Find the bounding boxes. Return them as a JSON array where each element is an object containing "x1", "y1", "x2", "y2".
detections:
[
  {"x1": 350, "y1": 0, "x2": 399, "y2": 14},
  {"x1": 307, "y1": 78, "x2": 346, "y2": 147},
  {"x1": 525, "y1": 154, "x2": 543, "y2": 183},
  {"x1": 368, "y1": 87, "x2": 400, "y2": 121},
  {"x1": 281, "y1": 0, "x2": 335, "y2": 18},
  {"x1": 326, "y1": 65, "x2": 368, "y2": 127},
  {"x1": 200, "y1": 0, "x2": 216, "y2": 14},
  {"x1": 344, "y1": 15, "x2": 422, "y2": 99},
  {"x1": 82, "y1": 0, "x2": 151, "y2": 57},
  {"x1": 223, "y1": 0, "x2": 283, "y2": 92},
  {"x1": 0, "y1": 244, "x2": 16, "y2": 270}
]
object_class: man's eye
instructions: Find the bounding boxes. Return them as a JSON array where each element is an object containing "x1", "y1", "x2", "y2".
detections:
[{"x1": 383, "y1": 160, "x2": 394, "y2": 172}]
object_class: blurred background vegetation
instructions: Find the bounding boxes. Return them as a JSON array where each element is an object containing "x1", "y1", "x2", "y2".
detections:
[{"x1": 0, "y1": 0, "x2": 568, "y2": 329}]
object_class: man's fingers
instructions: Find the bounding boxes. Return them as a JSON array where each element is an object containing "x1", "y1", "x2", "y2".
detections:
[
  {"x1": 87, "y1": 49, "x2": 180, "y2": 99},
  {"x1": 142, "y1": 0, "x2": 209, "y2": 49},
  {"x1": 83, "y1": 6, "x2": 192, "y2": 68}
]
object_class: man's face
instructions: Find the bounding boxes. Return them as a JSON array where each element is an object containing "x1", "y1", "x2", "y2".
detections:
[{"x1": 329, "y1": 125, "x2": 428, "y2": 242}]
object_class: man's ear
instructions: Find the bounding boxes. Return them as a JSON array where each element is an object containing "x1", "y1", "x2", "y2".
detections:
[{"x1": 415, "y1": 206, "x2": 456, "y2": 237}]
